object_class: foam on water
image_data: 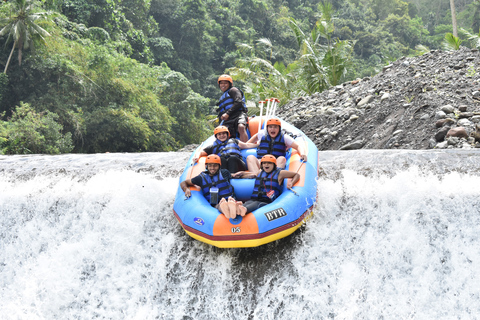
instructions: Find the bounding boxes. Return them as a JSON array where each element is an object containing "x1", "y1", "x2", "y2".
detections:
[{"x1": 1, "y1": 151, "x2": 480, "y2": 319}]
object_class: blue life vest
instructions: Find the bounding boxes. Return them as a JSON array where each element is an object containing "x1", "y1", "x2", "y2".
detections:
[
  {"x1": 217, "y1": 88, "x2": 247, "y2": 115},
  {"x1": 251, "y1": 168, "x2": 282, "y2": 203},
  {"x1": 212, "y1": 138, "x2": 242, "y2": 159},
  {"x1": 257, "y1": 133, "x2": 286, "y2": 159},
  {"x1": 200, "y1": 170, "x2": 234, "y2": 205}
]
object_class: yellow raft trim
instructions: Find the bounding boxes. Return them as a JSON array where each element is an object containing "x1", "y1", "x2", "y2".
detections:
[{"x1": 182, "y1": 209, "x2": 314, "y2": 248}]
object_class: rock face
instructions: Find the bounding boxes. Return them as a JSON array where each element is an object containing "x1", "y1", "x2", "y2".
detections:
[{"x1": 277, "y1": 47, "x2": 480, "y2": 150}]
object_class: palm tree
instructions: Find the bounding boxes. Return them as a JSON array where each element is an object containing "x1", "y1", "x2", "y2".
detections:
[
  {"x1": 450, "y1": 0, "x2": 458, "y2": 37},
  {"x1": 289, "y1": 2, "x2": 354, "y2": 95},
  {"x1": 227, "y1": 38, "x2": 297, "y2": 107},
  {"x1": 0, "y1": 0, "x2": 51, "y2": 73}
]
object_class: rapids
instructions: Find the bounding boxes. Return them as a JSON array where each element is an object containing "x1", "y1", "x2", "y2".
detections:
[{"x1": 1, "y1": 150, "x2": 480, "y2": 319}]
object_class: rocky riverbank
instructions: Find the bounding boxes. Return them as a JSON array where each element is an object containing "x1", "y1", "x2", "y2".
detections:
[
  {"x1": 179, "y1": 47, "x2": 480, "y2": 153},
  {"x1": 277, "y1": 46, "x2": 480, "y2": 151}
]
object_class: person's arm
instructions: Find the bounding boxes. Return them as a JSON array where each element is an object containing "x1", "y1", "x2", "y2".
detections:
[
  {"x1": 290, "y1": 141, "x2": 307, "y2": 162},
  {"x1": 246, "y1": 133, "x2": 258, "y2": 144},
  {"x1": 180, "y1": 179, "x2": 195, "y2": 198},
  {"x1": 238, "y1": 140, "x2": 259, "y2": 149},
  {"x1": 193, "y1": 150, "x2": 208, "y2": 163},
  {"x1": 232, "y1": 171, "x2": 257, "y2": 179},
  {"x1": 225, "y1": 87, "x2": 245, "y2": 116},
  {"x1": 278, "y1": 170, "x2": 300, "y2": 189}
]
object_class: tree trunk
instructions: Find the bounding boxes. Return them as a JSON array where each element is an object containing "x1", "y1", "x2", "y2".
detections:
[
  {"x1": 4, "y1": 40, "x2": 16, "y2": 74},
  {"x1": 450, "y1": 0, "x2": 458, "y2": 37}
]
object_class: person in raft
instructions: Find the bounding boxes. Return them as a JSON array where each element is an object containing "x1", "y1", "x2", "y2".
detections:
[
  {"x1": 180, "y1": 154, "x2": 246, "y2": 219},
  {"x1": 245, "y1": 118, "x2": 307, "y2": 174},
  {"x1": 193, "y1": 125, "x2": 259, "y2": 173},
  {"x1": 216, "y1": 74, "x2": 249, "y2": 142},
  {"x1": 232, "y1": 155, "x2": 300, "y2": 213}
]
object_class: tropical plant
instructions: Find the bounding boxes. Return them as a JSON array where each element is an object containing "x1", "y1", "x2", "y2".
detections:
[
  {"x1": 460, "y1": 27, "x2": 480, "y2": 49},
  {"x1": 443, "y1": 32, "x2": 462, "y2": 50},
  {"x1": 0, "y1": 0, "x2": 52, "y2": 73},
  {"x1": 227, "y1": 38, "x2": 297, "y2": 107},
  {"x1": 289, "y1": 2, "x2": 354, "y2": 95},
  {"x1": 0, "y1": 102, "x2": 73, "y2": 154}
]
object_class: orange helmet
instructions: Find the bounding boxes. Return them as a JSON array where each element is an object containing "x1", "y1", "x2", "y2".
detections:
[
  {"x1": 260, "y1": 154, "x2": 277, "y2": 165},
  {"x1": 217, "y1": 74, "x2": 233, "y2": 86},
  {"x1": 205, "y1": 154, "x2": 222, "y2": 165},
  {"x1": 266, "y1": 118, "x2": 281, "y2": 128},
  {"x1": 214, "y1": 125, "x2": 230, "y2": 138}
]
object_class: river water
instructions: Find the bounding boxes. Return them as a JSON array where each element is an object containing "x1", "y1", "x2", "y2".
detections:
[{"x1": 1, "y1": 150, "x2": 480, "y2": 319}]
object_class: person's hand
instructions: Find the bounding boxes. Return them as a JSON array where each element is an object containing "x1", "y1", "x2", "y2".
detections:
[
  {"x1": 300, "y1": 154, "x2": 307, "y2": 162},
  {"x1": 221, "y1": 113, "x2": 229, "y2": 121},
  {"x1": 287, "y1": 180, "x2": 294, "y2": 189},
  {"x1": 184, "y1": 188, "x2": 191, "y2": 198},
  {"x1": 232, "y1": 171, "x2": 243, "y2": 178},
  {"x1": 192, "y1": 157, "x2": 198, "y2": 163}
]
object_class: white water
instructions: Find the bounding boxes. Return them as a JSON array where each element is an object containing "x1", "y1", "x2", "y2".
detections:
[{"x1": 1, "y1": 150, "x2": 480, "y2": 319}]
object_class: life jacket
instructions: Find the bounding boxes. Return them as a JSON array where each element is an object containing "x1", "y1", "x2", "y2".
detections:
[
  {"x1": 211, "y1": 138, "x2": 242, "y2": 159},
  {"x1": 257, "y1": 132, "x2": 286, "y2": 159},
  {"x1": 251, "y1": 168, "x2": 282, "y2": 203},
  {"x1": 216, "y1": 88, "x2": 247, "y2": 115},
  {"x1": 200, "y1": 170, "x2": 234, "y2": 205}
]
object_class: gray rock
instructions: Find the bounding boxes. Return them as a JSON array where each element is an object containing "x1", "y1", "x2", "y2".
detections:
[
  {"x1": 339, "y1": 140, "x2": 365, "y2": 150},
  {"x1": 357, "y1": 95, "x2": 375, "y2": 108},
  {"x1": 441, "y1": 104, "x2": 455, "y2": 114},
  {"x1": 435, "y1": 111, "x2": 447, "y2": 119}
]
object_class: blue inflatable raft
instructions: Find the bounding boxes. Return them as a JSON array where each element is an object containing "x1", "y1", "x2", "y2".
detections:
[{"x1": 173, "y1": 116, "x2": 318, "y2": 248}]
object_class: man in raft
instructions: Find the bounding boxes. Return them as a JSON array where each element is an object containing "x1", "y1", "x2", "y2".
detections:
[
  {"x1": 180, "y1": 154, "x2": 247, "y2": 219},
  {"x1": 246, "y1": 118, "x2": 307, "y2": 174},
  {"x1": 216, "y1": 74, "x2": 249, "y2": 142},
  {"x1": 193, "y1": 125, "x2": 259, "y2": 173},
  {"x1": 233, "y1": 155, "x2": 300, "y2": 213}
]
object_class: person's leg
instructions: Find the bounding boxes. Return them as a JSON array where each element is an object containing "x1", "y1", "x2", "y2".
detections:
[
  {"x1": 217, "y1": 198, "x2": 231, "y2": 219},
  {"x1": 236, "y1": 201, "x2": 247, "y2": 216},
  {"x1": 246, "y1": 155, "x2": 261, "y2": 174},
  {"x1": 227, "y1": 156, "x2": 246, "y2": 173},
  {"x1": 237, "y1": 113, "x2": 248, "y2": 142},
  {"x1": 220, "y1": 156, "x2": 228, "y2": 170},
  {"x1": 243, "y1": 200, "x2": 268, "y2": 213},
  {"x1": 237, "y1": 123, "x2": 248, "y2": 142},
  {"x1": 227, "y1": 197, "x2": 237, "y2": 219},
  {"x1": 277, "y1": 156, "x2": 286, "y2": 169}
]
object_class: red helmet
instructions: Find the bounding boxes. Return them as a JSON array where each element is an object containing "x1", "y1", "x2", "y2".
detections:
[
  {"x1": 217, "y1": 74, "x2": 233, "y2": 86},
  {"x1": 266, "y1": 118, "x2": 281, "y2": 128},
  {"x1": 260, "y1": 154, "x2": 277, "y2": 165},
  {"x1": 214, "y1": 125, "x2": 230, "y2": 138},
  {"x1": 205, "y1": 154, "x2": 222, "y2": 165}
]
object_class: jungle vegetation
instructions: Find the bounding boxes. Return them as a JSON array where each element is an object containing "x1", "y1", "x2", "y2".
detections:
[{"x1": 0, "y1": 0, "x2": 478, "y2": 154}]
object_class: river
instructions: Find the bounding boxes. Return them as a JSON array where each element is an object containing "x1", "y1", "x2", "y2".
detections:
[{"x1": 1, "y1": 150, "x2": 480, "y2": 319}]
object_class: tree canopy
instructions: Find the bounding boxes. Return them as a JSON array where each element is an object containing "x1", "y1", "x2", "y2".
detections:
[{"x1": 0, "y1": 0, "x2": 478, "y2": 154}]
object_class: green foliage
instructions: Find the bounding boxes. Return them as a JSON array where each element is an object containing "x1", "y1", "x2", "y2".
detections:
[
  {"x1": 0, "y1": 102, "x2": 73, "y2": 154},
  {"x1": 289, "y1": 2, "x2": 355, "y2": 95},
  {"x1": 443, "y1": 32, "x2": 462, "y2": 50},
  {"x1": 0, "y1": 0, "x2": 52, "y2": 72}
]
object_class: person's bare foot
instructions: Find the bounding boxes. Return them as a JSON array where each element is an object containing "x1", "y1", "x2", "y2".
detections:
[
  {"x1": 227, "y1": 197, "x2": 237, "y2": 219},
  {"x1": 236, "y1": 201, "x2": 247, "y2": 217},
  {"x1": 218, "y1": 198, "x2": 230, "y2": 219}
]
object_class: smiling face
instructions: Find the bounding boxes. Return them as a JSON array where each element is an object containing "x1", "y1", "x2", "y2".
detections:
[
  {"x1": 218, "y1": 80, "x2": 231, "y2": 93},
  {"x1": 267, "y1": 124, "x2": 280, "y2": 138},
  {"x1": 261, "y1": 161, "x2": 275, "y2": 173},
  {"x1": 207, "y1": 163, "x2": 220, "y2": 175},
  {"x1": 215, "y1": 131, "x2": 229, "y2": 142}
]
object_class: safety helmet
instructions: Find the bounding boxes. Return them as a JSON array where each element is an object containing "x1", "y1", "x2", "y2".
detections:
[
  {"x1": 266, "y1": 118, "x2": 281, "y2": 128},
  {"x1": 217, "y1": 74, "x2": 233, "y2": 86},
  {"x1": 205, "y1": 154, "x2": 222, "y2": 166},
  {"x1": 214, "y1": 125, "x2": 230, "y2": 138},
  {"x1": 260, "y1": 154, "x2": 277, "y2": 165}
]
